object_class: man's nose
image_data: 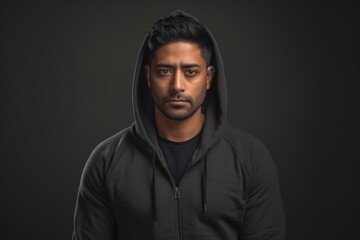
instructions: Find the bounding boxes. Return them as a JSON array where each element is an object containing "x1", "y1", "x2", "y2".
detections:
[{"x1": 171, "y1": 69, "x2": 185, "y2": 93}]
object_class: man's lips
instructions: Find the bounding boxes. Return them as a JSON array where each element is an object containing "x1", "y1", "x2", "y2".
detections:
[
  {"x1": 167, "y1": 99, "x2": 188, "y2": 102},
  {"x1": 165, "y1": 99, "x2": 190, "y2": 107}
]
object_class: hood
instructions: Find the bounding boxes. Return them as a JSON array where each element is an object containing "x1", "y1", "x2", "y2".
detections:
[{"x1": 132, "y1": 10, "x2": 227, "y2": 161}]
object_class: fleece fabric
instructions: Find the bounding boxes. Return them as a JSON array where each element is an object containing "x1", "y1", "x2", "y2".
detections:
[{"x1": 72, "y1": 10, "x2": 285, "y2": 240}]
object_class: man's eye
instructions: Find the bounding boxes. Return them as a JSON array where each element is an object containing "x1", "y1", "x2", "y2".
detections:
[
  {"x1": 158, "y1": 69, "x2": 171, "y2": 75},
  {"x1": 185, "y1": 69, "x2": 198, "y2": 76}
]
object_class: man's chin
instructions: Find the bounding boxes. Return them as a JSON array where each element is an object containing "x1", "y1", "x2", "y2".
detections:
[
  {"x1": 161, "y1": 109, "x2": 194, "y2": 121},
  {"x1": 164, "y1": 113, "x2": 192, "y2": 121}
]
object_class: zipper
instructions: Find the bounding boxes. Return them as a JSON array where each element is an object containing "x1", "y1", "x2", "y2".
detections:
[
  {"x1": 173, "y1": 148, "x2": 199, "y2": 240},
  {"x1": 156, "y1": 148, "x2": 200, "y2": 240},
  {"x1": 175, "y1": 187, "x2": 180, "y2": 199},
  {"x1": 175, "y1": 186, "x2": 181, "y2": 240},
  {"x1": 156, "y1": 151, "x2": 180, "y2": 239}
]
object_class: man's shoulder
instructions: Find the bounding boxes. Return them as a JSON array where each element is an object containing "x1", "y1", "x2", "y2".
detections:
[
  {"x1": 221, "y1": 122, "x2": 277, "y2": 177},
  {"x1": 95, "y1": 125, "x2": 133, "y2": 151},
  {"x1": 221, "y1": 122, "x2": 275, "y2": 163},
  {"x1": 80, "y1": 124, "x2": 141, "y2": 175},
  {"x1": 222, "y1": 123, "x2": 266, "y2": 152},
  {"x1": 86, "y1": 124, "x2": 138, "y2": 164}
]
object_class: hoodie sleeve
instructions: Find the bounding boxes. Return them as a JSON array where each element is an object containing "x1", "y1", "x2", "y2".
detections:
[
  {"x1": 239, "y1": 140, "x2": 286, "y2": 240},
  {"x1": 72, "y1": 143, "x2": 116, "y2": 240}
]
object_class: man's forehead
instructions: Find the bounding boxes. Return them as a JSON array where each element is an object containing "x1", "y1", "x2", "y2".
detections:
[{"x1": 151, "y1": 41, "x2": 205, "y2": 66}]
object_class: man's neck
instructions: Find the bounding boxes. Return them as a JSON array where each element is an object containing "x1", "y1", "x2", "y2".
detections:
[{"x1": 155, "y1": 107, "x2": 205, "y2": 142}]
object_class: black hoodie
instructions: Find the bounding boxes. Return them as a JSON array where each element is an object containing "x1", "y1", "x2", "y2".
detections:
[{"x1": 72, "y1": 10, "x2": 285, "y2": 240}]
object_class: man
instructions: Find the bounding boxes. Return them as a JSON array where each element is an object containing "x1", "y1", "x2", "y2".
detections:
[{"x1": 72, "y1": 10, "x2": 285, "y2": 240}]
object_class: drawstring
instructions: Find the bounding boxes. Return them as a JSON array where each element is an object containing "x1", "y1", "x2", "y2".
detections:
[
  {"x1": 152, "y1": 152, "x2": 158, "y2": 228},
  {"x1": 202, "y1": 154, "x2": 208, "y2": 214}
]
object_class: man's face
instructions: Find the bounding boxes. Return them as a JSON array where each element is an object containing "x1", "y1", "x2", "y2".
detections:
[{"x1": 145, "y1": 41, "x2": 215, "y2": 121}]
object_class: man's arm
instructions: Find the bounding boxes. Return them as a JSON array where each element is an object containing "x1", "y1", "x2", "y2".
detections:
[
  {"x1": 240, "y1": 141, "x2": 286, "y2": 240},
  {"x1": 72, "y1": 145, "x2": 116, "y2": 240}
]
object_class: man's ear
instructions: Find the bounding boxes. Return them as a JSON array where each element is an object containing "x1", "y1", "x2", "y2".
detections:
[
  {"x1": 144, "y1": 65, "x2": 150, "y2": 88},
  {"x1": 206, "y1": 65, "x2": 215, "y2": 90}
]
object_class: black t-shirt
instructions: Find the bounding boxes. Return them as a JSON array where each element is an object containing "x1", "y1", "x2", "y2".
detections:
[{"x1": 158, "y1": 132, "x2": 202, "y2": 185}]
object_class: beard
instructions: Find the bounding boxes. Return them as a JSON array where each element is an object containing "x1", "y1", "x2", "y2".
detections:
[{"x1": 153, "y1": 91, "x2": 206, "y2": 121}]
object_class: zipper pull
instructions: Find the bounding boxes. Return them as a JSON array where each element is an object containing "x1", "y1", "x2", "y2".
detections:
[{"x1": 175, "y1": 187, "x2": 180, "y2": 199}]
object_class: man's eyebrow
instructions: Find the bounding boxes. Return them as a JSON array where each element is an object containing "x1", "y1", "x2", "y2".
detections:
[
  {"x1": 154, "y1": 63, "x2": 201, "y2": 68},
  {"x1": 181, "y1": 64, "x2": 201, "y2": 68},
  {"x1": 155, "y1": 64, "x2": 174, "y2": 68}
]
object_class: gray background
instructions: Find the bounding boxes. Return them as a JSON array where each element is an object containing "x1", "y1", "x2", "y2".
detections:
[{"x1": 1, "y1": 1, "x2": 359, "y2": 239}]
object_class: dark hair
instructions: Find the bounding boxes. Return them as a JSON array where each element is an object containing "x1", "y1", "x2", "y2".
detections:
[{"x1": 146, "y1": 12, "x2": 213, "y2": 65}]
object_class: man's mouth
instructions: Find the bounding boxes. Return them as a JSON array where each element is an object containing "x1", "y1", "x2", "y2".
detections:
[{"x1": 167, "y1": 99, "x2": 188, "y2": 102}]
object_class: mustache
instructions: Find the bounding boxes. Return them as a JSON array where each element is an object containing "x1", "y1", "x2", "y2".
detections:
[{"x1": 162, "y1": 93, "x2": 192, "y2": 103}]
